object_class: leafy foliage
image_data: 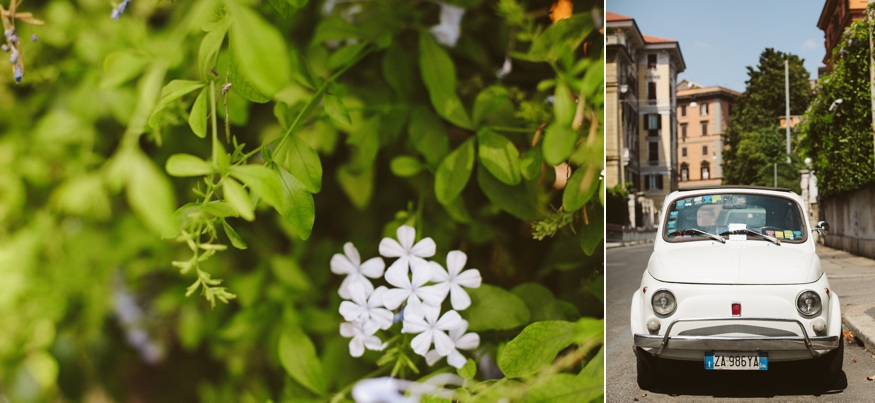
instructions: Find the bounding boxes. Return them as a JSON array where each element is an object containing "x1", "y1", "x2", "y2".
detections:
[
  {"x1": 0, "y1": 0, "x2": 603, "y2": 401},
  {"x1": 722, "y1": 48, "x2": 811, "y2": 190},
  {"x1": 799, "y1": 14, "x2": 875, "y2": 197}
]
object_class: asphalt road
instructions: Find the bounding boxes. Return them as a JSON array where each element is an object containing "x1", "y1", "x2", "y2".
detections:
[{"x1": 606, "y1": 243, "x2": 875, "y2": 402}]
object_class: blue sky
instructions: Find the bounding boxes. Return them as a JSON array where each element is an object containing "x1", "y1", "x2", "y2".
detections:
[{"x1": 606, "y1": 0, "x2": 828, "y2": 93}]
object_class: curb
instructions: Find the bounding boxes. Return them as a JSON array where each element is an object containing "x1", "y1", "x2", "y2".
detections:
[{"x1": 842, "y1": 304, "x2": 875, "y2": 353}]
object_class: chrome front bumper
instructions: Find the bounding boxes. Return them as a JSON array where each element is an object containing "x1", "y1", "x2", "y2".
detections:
[{"x1": 633, "y1": 317, "x2": 841, "y2": 358}]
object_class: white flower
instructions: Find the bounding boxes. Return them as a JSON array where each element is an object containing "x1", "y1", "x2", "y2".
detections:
[
  {"x1": 331, "y1": 242, "x2": 385, "y2": 300},
  {"x1": 402, "y1": 304, "x2": 463, "y2": 356},
  {"x1": 429, "y1": 2, "x2": 465, "y2": 47},
  {"x1": 383, "y1": 260, "x2": 445, "y2": 311},
  {"x1": 429, "y1": 251, "x2": 482, "y2": 310},
  {"x1": 425, "y1": 319, "x2": 480, "y2": 369},
  {"x1": 496, "y1": 56, "x2": 512, "y2": 78},
  {"x1": 339, "y1": 284, "x2": 394, "y2": 330},
  {"x1": 379, "y1": 225, "x2": 436, "y2": 284},
  {"x1": 340, "y1": 319, "x2": 385, "y2": 357}
]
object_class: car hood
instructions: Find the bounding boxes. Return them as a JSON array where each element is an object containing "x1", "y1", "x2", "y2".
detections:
[{"x1": 647, "y1": 244, "x2": 822, "y2": 284}]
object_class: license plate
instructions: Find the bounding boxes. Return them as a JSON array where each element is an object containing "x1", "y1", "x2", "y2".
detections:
[{"x1": 705, "y1": 351, "x2": 768, "y2": 370}]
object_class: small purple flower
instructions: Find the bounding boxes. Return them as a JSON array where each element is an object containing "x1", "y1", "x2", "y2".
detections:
[
  {"x1": 13, "y1": 65, "x2": 22, "y2": 83},
  {"x1": 840, "y1": 49, "x2": 846, "y2": 58},
  {"x1": 849, "y1": 39, "x2": 853, "y2": 46},
  {"x1": 31, "y1": 34, "x2": 37, "y2": 43}
]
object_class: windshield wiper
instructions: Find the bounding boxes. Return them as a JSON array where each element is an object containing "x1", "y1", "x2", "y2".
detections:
[
  {"x1": 673, "y1": 228, "x2": 725, "y2": 243},
  {"x1": 719, "y1": 229, "x2": 781, "y2": 246}
]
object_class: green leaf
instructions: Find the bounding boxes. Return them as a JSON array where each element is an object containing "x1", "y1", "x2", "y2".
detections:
[
  {"x1": 163, "y1": 203, "x2": 201, "y2": 239},
  {"x1": 166, "y1": 154, "x2": 214, "y2": 177},
  {"x1": 581, "y1": 55, "x2": 604, "y2": 98},
  {"x1": 278, "y1": 326, "x2": 328, "y2": 396},
  {"x1": 554, "y1": 83, "x2": 575, "y2": 127},
  {"x1": 473, "y1": 86, "x2": 509, "y2": 126},
  {"x1": 573, "y1": 318, "x2": 604, "y2": 347},
  {"x1": 198, "y1": 21, "x2": 229, "y2": 80},
  {"x1": 476, "y1": 166, "x2": 537, "y2": 220},
  {"x1": 579, "y1": 346, "x2": 604, "y2": 379},
  {"x1": 277, "y1": 167, "x2": 315, "y2": 240},
  {"x1": 101, "y1": 51, "x2": 150, "y2": 89},
  {"x1": 562, "y1": 165, "x2": 599, "y2": 211},
  {"x1": 222, "y1": 219, "x2": 248, "y2": 249},
  {"x1": 520, "y1": 144, "x2": 543, "y2": 180},
  {"x1": 409, "y1": 106, "x2": 450, "y2": 166},
  {"x1": 579, "y1": 203, "x2": 603, "y2": 256},
  {"x1": 283, "y1": 135, "x2": 323, "y2": 194},
  {"x1": 497, "y1": 321, "x2": 576, "y2": 378},
  {"x1": 228, "y1": 50, "x2": 271, "y2": 103},
  {"x1": 201, "y1": 201, "x2": 238, "y2": 218},
  {"x1": 435, "y1": 138, "x2": 475, "y2": 205},
  {"x1": 222, "y1": 177, "x2": 254, "y2": 221},
  {"x1": 511, "y1": 283, "x2": 566, "y2": 322},
  {"x1": 126, "y1": 63, "x2": 168, "y2": 139},
  {"x1": 229, "y1": 165, "x2": 284, "y2": 209},
  {"x1": 382, "y1": 45, "x2": 414, "y2": 100},
  {"x1": 188, "y1": 88, "x2": 208, "y2": 138},
  {"x1": 418, "y1": 31, "x2": 473, "y2": 129},
  {"x1": 337, "y1": 164, "x2": 374, "y2": 209},
  {"x1": 477, "y1": 128, "x2": 521, "y2": 185},
  {"x1": 327, "y1": 43, "x2": 368, "y2": 71},
  {"x1": 523, "y1": 373, "x2": 602, "y2": 403},
  {"x1": 149, "y1": 80, "x2": 205, "y2": 129},
  {"x1": 390, "y1": 156, "x2": 424, "y2": 177},
  {"x1": 323, "y1": 94, "x2": 352, "y2": 126},
  {"x1": 460, "y1": 284, "x2": 530, "y2": 331},
  {"x1": 127, "y1": 151, "x2": 176, "y2": 236},
  {"x1": 268, "y1": 0, "x2": 308, "y2": 19},
  {"x1": 457, "y1": 359, "x2": 477, "y2": 380},
  {"x1": 527, "y1": 14, "x2": 594, "y2": 63},
  {"x1": 542, "y1": 123, "x2": 578, "y2": 166},
  {"x1": 228, "y1": 0, "x2": 291, "y2": 98}
]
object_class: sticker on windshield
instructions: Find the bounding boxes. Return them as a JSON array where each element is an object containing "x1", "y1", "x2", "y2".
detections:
[
  {"x1": 667, "y1": 229, "x2": 676, "y2": 236},
  {"x1": 676, "y1": 200, "x2": 686, "y2": 210},
  {"x1": 794, "y1": 231, "x2": 803, "y2": 239},
  {"x1": 713, "y1": 195, "x2": 722, "y2": 203},
  {"x1": 668, "y1": 221, "x2": 677, "y2": 229},
  {"x1": 703, "y1": 195, "x2": 713, "y2": 203},
  {"x1": 693, "y1": 197, "x2": 703, "y2": 205},
  {"x1": 784, "y1": 230, "x2": 794, "y2": 240},
  {"x1": 765, "y1": 230, "x2": 775, "y2": 236},
  {"x1": 775, "y1": 231, "x2": 784, "y2": 239},
  {"x1": 670, "y1": 211, "x2": 678, "y2": 219}
]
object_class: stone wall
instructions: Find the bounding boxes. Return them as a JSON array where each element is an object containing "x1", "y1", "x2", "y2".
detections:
[{"x1": 821, "y1": 185, "x2": 875, "y2": 259}]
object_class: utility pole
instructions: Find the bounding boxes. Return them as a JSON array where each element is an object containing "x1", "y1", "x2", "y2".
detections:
[{"x1": 785, "y1": 60, "x2": 791, "y2": 164}]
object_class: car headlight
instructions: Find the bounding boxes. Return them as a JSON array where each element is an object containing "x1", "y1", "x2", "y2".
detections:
[
  {"x1": 651, "y1": 289, "x2": 677, "y2": 316},
  {"x1": 796, "y1": 290, "x2": 822, "y2": 316}
]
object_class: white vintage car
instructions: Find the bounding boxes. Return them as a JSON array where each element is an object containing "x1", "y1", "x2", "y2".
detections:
[{"x1": 631, "y1": 186, "x2": 841, "y2": 389}]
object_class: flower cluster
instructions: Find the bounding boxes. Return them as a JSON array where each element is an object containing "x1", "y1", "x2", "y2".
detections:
[{"x1": 331, "y1": 225, "x2": 482, "y2": 368}]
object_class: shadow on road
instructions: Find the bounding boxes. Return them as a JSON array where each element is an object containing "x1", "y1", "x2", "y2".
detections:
[{"x1": 644, "y1": 359, "x2": 848, "y2": 398}]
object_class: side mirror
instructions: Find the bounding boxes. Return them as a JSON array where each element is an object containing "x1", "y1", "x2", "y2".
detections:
[{"x1": 814, "y1": 221, "x2": 829, "y2": 234}]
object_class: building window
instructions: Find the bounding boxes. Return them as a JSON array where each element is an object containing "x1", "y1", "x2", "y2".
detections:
[
  {"x1": 680, "y1": 105, "x2": 686, "y2": 117},
  {"x1": 682, "y1": 147, "x2": 687, "y2": 157},
  {"x1": 700, "y1": 102, "x2": 709, "y2": 116},
  {"x1": 680, "y1": 163, "x2": 689, "y2": 181},
  {"x1": 680, "y1": 123, "x2": 687, "y2": 140},
  {"x1": 648, "y1": 54, "x2": 657, "y2": 69},
  {"x1": 702, "y1": 145, "x2": 708, "y2": 155},
  {"x1": 648, "y1": 141, "x2": 659, "y2": 165},
  {"x1": 646, "y1": 174, "x2": 664, "y2": 190},
  {"x1": 647, "y1": 81, "x2": 657, "y2": 100},
  {"x1": 701, "y1": 121, "x2": 708, "y2": 136},
  {"x1": 646, "y1": 114, "x2": 661, "y2": 137},
  {"x1": 701, "y1": 161, "x2": 711, "y2": 180}
]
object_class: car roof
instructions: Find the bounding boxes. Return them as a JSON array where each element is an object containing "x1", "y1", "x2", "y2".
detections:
[{"x1": 671, "y1": 185, "x2": 792, "y2": 194}]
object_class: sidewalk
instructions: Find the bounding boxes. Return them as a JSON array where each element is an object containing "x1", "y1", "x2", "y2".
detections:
[{"x1": 817, "y1": 244, "x2": 875, "y2": 353}]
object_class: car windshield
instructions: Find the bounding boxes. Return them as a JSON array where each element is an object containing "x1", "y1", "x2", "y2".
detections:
[{"x1": 664, "y1": 193, "x2": 806, "y2": 243}]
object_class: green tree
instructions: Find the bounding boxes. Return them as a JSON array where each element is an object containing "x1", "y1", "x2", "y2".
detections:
[
  {"x1": 799, "y1": 14, "x2": 875, "y2": 197},
  {"x1": 723, "y1": 48, "x2": 812, "y2": 190}
]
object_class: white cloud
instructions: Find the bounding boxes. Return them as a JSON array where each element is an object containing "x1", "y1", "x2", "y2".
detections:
[
  {"x1": 693, "y1": 40, "x2": 710, "y2": 48},
  {"x1": 802, "y1": 39, "x2": 818, "y2": 50}
]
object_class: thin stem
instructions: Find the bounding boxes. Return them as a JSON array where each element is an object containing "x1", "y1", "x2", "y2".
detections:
[{"x1": 210, "y1": 81, "x2": 219, "y2": 166}]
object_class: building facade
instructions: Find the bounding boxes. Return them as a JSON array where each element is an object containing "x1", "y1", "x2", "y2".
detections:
[
  {"x1": 818, "y1": 0, "x2": 867, "y2": 70},
  {"x1": 675, "y1": 80, "x2": 739, "y2": 189},
  {"x1": 606, "y1": 12, "x2": 685, "y2": 227}
]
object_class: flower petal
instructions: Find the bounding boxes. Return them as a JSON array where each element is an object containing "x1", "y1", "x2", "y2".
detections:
[
  {"x1": 330, "y1": 253, "x2": 356, "y2": 275},
  {"x1": 396, "y1": 225, "x2": 416, "y2": 251},
  {"x1": 429, "y1": 261, "x2": 450, "y2": 282},
  {"x1": 382, "y1": 288, "x2": 410, "y2": 310},
  {"x1": 425, "y1": 349, "x2": 442, "y2": 366},
  {"x1": 433, "y1": 331, "x2": 455, "y2": 356},
  {"x1": 343, "y1": 242, "x2": 361, "y2": 266},
  {"x1": 360, "y1": 257, "x2": 386, "y2": 279},
  {"x1": 454, "y1": 332, "x2": 480, "y2": 350},
  {"x1": 435, "y1": 310, "x2": 463, "y2": 331},
  {"x1": 384, "y1": 258, "x2": 410, "y2": 287},
  {"x1": 379, "y1": 237, "x2": 405, "y2": 258},
  {"x1": 340, "y1": 322, "x2": 356, "y2": 338},
  {"x1": 368, "y1": 286, "x2": 388, "y2": 308},
  {"x1": 410, "y1": 263, "x2": 432, "y2": 288},
  {"x1": 449, "y1": 284, "x2": 472, "y2": 310},
  {"x1": 449, "y1": 320, "x2": 469, "y2": 340},
  {"x1": 447, "y1": 349, "x2": 467, "y2": 369},
  {"x1": 362, "y1": 334, "x2": 385, "y2": 351},
  {"x1": 454, "y1": 269, "x2": 482, "y2": 288},
  {"x1": 417, "y1": 285, "x2": 446, "y2": 307},
  {"x1": 445, "y1": 250, "x2": 467, "y2": 276},
  {"x1": 339, "y1": 301, "x2": 365, "y2": 322},
  {"x1": 410, "y1": 331, "x2": 434, "y2": 356},
  {"x1": 348, "y1": 282, "x2": 369, "y2": 306},
  {"x1": 371, "y1": 308, "x2": 395, "y2": 330},
  {"x1": 409, "y1": 237, "x2": 436, "y2": 258},
  {"x1": 349, "y1": 337, "x2": 365, "y2": 357}
]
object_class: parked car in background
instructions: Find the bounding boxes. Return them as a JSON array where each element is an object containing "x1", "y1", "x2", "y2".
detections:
[{"x1": 630, "y1": 186, "x2": 840, "y2": 389}]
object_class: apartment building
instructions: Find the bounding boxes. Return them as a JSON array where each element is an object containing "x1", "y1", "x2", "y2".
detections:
[
  {"x1": 818, "y1": 0, "x2": 867, "y2": 71},
  {"x1": 676, "y1": 80, "x2": 739, "y2": 188},
  {"x1": 606, "y1": 12, "x2": 685, "y2": 227}
]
